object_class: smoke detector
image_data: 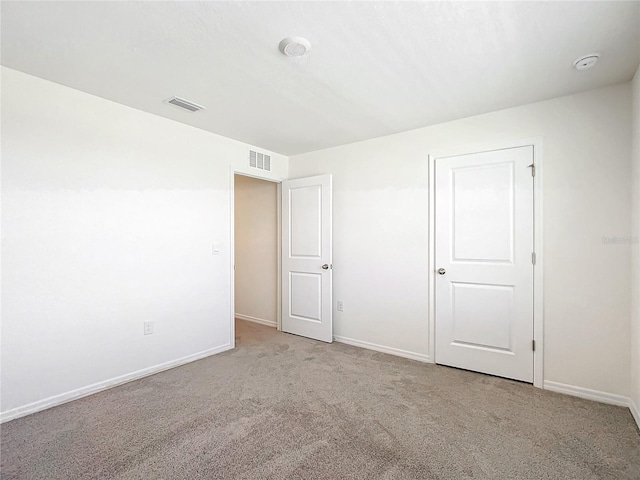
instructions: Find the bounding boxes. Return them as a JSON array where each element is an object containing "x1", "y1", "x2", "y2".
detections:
[
  {"x1": 573, "y1": 54, "x2": 600, "y2": 71},
  {"x1": 279, "y1": 37, "x2": 311, "y2": 57}
]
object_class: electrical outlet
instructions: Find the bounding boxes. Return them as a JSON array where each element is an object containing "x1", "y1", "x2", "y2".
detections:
[
  {"x1": 143, "y1": 321, "x2": 154, "y2": 335},
  {"x1": 337, "y1": 300, "x2": 344, "y2": 312}
]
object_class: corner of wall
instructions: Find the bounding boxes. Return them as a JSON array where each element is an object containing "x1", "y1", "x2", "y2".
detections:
[{"x1": 631, "y1": 63, "x2": 640, "y2": 430}]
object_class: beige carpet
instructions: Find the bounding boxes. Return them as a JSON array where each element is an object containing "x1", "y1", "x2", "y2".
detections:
[{"x1": 2, "y1": 319, "x2": 639, "y2": 479}]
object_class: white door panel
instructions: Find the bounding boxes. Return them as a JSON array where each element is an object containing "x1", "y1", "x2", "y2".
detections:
[
  {"x1": 290, "y1": 272, "x2": 322, "y2": 321},
  {"x1": 282, "y1": 175, "x2": 332, "y2": 342},
  {"x1": 452, "y1": 162, "x2": 514, "y2": 262},
  {"x1": 290, "y1": 185, "x2": 322, "y2": 257},
  {"x1": 435, "y1": 147, "x2": 534, "y2": 382},
  {"x1": 451, "y1": 282, "x2": 514, "y2": 351}
]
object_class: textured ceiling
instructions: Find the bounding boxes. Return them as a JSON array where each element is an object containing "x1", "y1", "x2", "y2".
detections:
[{"x1": 2, "y1": 1, "x2": 639, "y2": 155}]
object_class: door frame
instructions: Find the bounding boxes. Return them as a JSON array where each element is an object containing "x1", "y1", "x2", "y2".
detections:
[
  {"x1": 428, "y1": 137, "x2": 544, "y2": 388},
  {"x1": 229, "y1": 169, "x2": 283, "y2": 349}
]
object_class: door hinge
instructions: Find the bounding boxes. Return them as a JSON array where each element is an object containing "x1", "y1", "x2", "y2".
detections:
[
  {"x1": 528, "y1": 163, "x2": 536, "y2": 177},
  {"x1": 532, "y1": 252, "x2": 536, "y2": 265},
  {"x1": 532, "y1": 340, "x2": 536, "y2": 351}
]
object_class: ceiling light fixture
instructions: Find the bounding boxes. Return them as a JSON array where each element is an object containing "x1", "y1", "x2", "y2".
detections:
[
  {"x1": 279, "y1": 37, "x2": 311, "y2": 57},
  {"x1": 573, "y1": 54, "x2": 600, "y2": 71}
]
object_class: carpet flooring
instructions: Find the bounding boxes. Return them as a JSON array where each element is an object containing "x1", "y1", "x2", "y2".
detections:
[{"x1": 2, "y1": 319, "x2": 639, "y2": 479}]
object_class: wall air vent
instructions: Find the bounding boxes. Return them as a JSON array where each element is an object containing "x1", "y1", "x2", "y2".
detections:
[
  {"x1": 249, "y1": 150, "x2": 271, "y2": 171},
  {"x1": 165, "y1": 96, "x2": 206, "y2": 113}
]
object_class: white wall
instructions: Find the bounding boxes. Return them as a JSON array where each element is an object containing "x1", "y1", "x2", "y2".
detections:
[
  {"x1": 234, "y1": 175, "x2": 278, "y2": 326},
  {"x1": 290, "y1": 83, "x2": 632, "y2": 398},
  {"x1": 0, "y1": 67, "x2": 288, "y2": 420},
  {"x1": 631, "y1": 65, "x2": 640, "y2": 425},
  {"x1": 2, "y1": 65, "x2": 635, "y2": 421}
]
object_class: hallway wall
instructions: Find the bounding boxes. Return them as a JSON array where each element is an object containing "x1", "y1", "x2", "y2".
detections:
[{"x1": 234, "y1": 175, "x2": 278, "y2": 327}]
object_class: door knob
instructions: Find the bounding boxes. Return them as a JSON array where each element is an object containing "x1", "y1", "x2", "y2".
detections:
[
  {"x1": 322, "y1": 264, "x2": 330, "y2": 270},
  {"x1": 437, "y1": 268, "x2": 446, "y2": 275}
]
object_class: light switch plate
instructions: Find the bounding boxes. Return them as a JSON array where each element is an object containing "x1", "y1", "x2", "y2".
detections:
[{"x1": 144, "y1": 321, "x2": 153, "y2": 335}]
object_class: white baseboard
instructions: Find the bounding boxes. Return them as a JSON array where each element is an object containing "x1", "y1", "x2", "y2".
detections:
[
  {"x1": 630, "y1": 398, "x2": 640, "y2": 430},
  {"x1": 235, "y1": 313, "x2": 277, "y2": 328},
  {"x1": 0, "y1": 343, "x2": 232, "y2": 424},
  {"x1": 543, "y1": 380, "x2": 631, "y2": 407},
  {"x1": 333, "y1": 335, "x2": 431, "y2": 363}
]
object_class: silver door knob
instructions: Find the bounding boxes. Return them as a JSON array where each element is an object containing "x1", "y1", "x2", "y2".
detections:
[
  {"x1": 322, "y1": 264, "x2": 330, "y2": 270},
  {"x1": 437, "y1": 268, "x2": 446, "y2": 275}
]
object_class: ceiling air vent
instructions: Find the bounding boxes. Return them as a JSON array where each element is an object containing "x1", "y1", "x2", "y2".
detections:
[
  {"x1": 165, "y1": 96, "x2": 206, "y2": 113},
  {"x1": 249, "y1": 149, "x2": 271, "y2": 171}
]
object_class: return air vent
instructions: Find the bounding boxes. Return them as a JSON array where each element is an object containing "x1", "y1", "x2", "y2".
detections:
[
  {"x1": 165, "y1": 96, "x2": 206, "y2": 113},
  {"x1": 249, "y1": 150, "x2": 271, "y2": 171}
]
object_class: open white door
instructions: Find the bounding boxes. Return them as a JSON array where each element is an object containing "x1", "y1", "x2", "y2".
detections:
[
  {"x1": 281, "y1": 174, "x2": 333, "y2": 342},
  {"x1": 435, "y1": 146, "x2": 534, "y2": 382}
]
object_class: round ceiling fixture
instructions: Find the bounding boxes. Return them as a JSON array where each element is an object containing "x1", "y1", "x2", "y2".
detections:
[
  {"x1": 573, "y1": 54, "x2": 600, "y2": 71},
  {"x1": 279, "y1": 37, "x2": 311, "y2": 57}
]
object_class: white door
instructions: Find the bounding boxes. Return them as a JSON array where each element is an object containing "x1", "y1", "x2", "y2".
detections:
[
  {"x1": 282, "y1": 174, "x2": 333, "y2": 342},
  {"x1": 435, "y1": 146, "x2": 534, "y2": 382}
]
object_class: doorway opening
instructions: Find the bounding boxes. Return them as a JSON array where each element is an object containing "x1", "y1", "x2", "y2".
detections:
[
  {"x1": 230, "y1": 172, "x2": 334, "y2": 347},
  {"x1": 232, "y1": 173, "x2": 281, "y2": 344}
]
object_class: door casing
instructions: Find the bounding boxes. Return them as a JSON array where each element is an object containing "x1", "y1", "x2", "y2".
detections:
[{"x1": 428, "y1": 138, "x2": 544, "y2": 388}]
